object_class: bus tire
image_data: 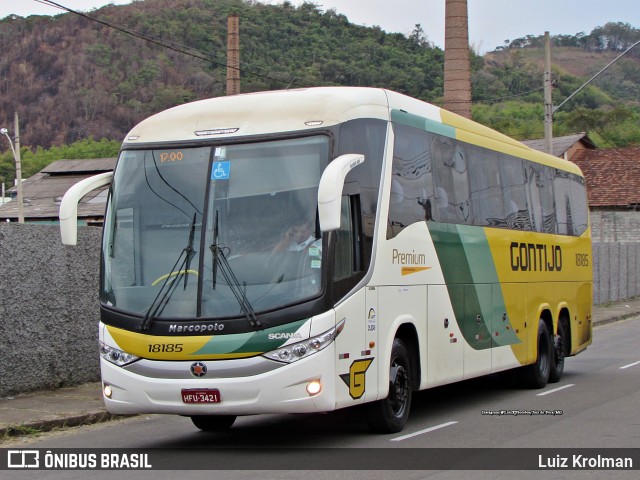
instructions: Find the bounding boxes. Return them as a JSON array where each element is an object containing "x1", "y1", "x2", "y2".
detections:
[
  {"x1": 549, "y1": 319, "x2": 568, "y2": 383},
  {"x1": 523, "y1": 319, "x2": 552, "y2": 389},
  {"x1": 191, "y1": 415, "x2": 236, "y2": 431},
  {"x1": 365, "y1": 338, "x2": 412, "y2": 433}
]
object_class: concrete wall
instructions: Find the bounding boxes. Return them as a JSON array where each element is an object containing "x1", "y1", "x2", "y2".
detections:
[
  {"x1": 590, "y1": 210, "x2": 640, "y2": 243},
  {"x1": 0, "y1": 223, "x2": 102, "y2": 397},
  {"x1": 589, "y1": 209, "x2": 640, "y2": 304},
  {"x1": 593, "y1": 242, "x2": 640, "y2": 305},
  {"x1": 0, "y1": 224, "x2": 638, "y2": 396}
]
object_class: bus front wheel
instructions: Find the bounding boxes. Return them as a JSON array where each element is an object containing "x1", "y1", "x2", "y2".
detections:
[{"x1": 365, "y1": 338, "x2": 412, "y2": 433}]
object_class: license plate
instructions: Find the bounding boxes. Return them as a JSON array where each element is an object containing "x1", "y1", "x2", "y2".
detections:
[{"x1": 181, "y1": 388, "x2": 221, "y2": 404}]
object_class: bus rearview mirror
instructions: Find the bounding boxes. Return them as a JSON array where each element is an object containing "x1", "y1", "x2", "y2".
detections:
[
  {"x1": 59, "y1": 172, "x2": 113, "y2": 245},
  {"x1": 317, "y1": 154, "x2": 364, "y2": 232}
]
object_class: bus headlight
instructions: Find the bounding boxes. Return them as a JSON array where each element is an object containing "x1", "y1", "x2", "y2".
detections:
[
  {"x1": 99, "y1": 341, "x2": 140, "y2": 366},
  {"x1": 262, "y1": 319, "x2": 345, "y2": 364}
]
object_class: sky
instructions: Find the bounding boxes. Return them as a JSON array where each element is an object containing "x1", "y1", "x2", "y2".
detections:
[{"x1": 1, "y1": 0, "x2": 639, "y2": 53}]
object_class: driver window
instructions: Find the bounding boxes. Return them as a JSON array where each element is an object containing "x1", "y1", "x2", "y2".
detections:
[
  {"x1": 334, "y1": 196, "x2": 355, "y2": 281},
  {"x1": 333, "y1": 195, "x2": 363, "y2": 285}
]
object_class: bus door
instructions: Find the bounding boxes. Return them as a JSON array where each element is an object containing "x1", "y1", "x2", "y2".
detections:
[{"x1": 333, "y1": 191, "x2": 378, "y2": 408}]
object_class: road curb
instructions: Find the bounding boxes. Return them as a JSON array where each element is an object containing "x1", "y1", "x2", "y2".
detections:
[
  {"x1": 0, "y1": 411, "x2": 130, "y2": 438},
  {"x1": 594, "y1": 311, "x2": 639, "y2": 326}
]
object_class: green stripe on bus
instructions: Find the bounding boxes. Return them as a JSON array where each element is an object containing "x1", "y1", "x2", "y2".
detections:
[
  {"x1": 193, "y1": 319, "x2": 309, "y2": 356},
  {"x1": 390, "y1": 109, "x2": 456, "y2": 138},
  {"x1": 428, "y1": 222, "x2": 520, "y2": 349}
]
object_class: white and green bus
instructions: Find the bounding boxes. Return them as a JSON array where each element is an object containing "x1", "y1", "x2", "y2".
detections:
[{"x1": 61, "y1": 87, "x2": 592, "y2": 433}]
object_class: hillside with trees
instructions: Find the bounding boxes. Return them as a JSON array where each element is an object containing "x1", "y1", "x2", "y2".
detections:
[
  {"x1": 474, "y1": 23, "x2": 640, "y2": 144},
  {"x1": 0, "y1": 0, "x2": 443, "y2": 149},
  {"x1": 0, "y1": 0, "x2": 638, "y2": 187}
]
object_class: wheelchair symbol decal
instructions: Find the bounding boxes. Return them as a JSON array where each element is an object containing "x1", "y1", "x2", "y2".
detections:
[{"x1": 211, "y1": 161, "x2": 230, "y2": 180}]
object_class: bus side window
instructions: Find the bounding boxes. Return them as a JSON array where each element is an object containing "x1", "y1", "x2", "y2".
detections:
[
  {"x1": 554, "y1": 170, "x2": 573, "y2": 235},
  {"x1": 500, "y1": 158, "x2": 532, "y2": 231},
  {"x1": 555, "y1": 170, "x2": 588, "y2": 237},
  {"x1": 431, "y1": 136, "x2": 471, "y2": 224},
  {"x1": 387, "y1": 123, "x2": 435, "y2": 239},
  {"x1": 568, "y1": 175, "x2": 589, "y2": 236},
  {"x1": 468, "y1": 146, "x2": 504, "y2": 226},
  {"x1": 527, "y1": 165, "x2": 558, "y2": 234}
]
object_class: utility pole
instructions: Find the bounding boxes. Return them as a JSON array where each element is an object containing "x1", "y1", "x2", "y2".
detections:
[
  {"x1": 543, "y1": 32, "x2": 553, "y2": 155},
  {"x1": 12, "y1": 112, "x2": 24, "y2": 223},
  {"x1": 542, "y1": 37, "x2": 640, "y2": 155},
  {"x1": 226, "y1": 13, "x2": 240, "y2": 96},
  {"x1": 1, "y1": 112, "x2": 24, "y2": 222}
]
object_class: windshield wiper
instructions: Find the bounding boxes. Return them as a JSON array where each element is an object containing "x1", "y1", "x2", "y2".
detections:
[
  {"x1": 139, "y1": 213, "x2": 197, "y2": 331},
  {"x1": 210, "y1": 211, "x2": 261, "y2": 329},
  {"x1": 183, "y1": 213, "x2": 197, "y2": 290}
]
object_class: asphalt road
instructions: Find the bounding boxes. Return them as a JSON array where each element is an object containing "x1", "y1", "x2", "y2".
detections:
[{"x1": 5, "y1": 317, "x2": 640, "y2": 479}]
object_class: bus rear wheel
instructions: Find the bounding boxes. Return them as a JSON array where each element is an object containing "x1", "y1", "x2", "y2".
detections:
[
  {"x1": 365, "y1": 338, "x2": 412, "y2": 433},
  {"x1": 549, "y1": 319, "x2": 568, "y2": 383},
  {"x1": 523, "y1": 319, "x2": 552, "y2": 389},
  {"x1": 191, "y1": 415, "x2": 236, "y2": 431}
]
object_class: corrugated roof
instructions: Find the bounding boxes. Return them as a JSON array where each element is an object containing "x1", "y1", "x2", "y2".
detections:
[
  {"x1": 0, "y1": 159, "x2": 115, "y2": 221},
  {"x1": 522, "y1": 132, "x2": 596, "y2": 157},
  {"x1": 42, "y1": 158, "x2": 117, "y2": 174},
  {"x1": 571, "y1": 147, "x2": 640, "y2": 207}
]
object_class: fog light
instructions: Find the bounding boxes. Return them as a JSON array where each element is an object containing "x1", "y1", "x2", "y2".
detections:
[
  {"x1": 103, "y1": 384, "x2": 113, "y2": 399},
  {"x1": 306, "y1": 380, "x2": 322, "y2": 396}
]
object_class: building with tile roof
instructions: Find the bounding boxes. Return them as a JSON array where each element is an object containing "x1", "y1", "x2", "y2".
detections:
[
  {"x1": 570, "y1": 147, "x2": 640, "y2": 209},
  {"x1": 570, "y1": 146, "x2": 640, "y2": 243},
  {"x1": 521, "y1": 132, "x2": 596, "y2": 160}
]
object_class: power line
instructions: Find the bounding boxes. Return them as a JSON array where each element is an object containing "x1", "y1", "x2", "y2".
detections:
[
  {"x1": 553, "y1": 39, "x2": 640, "y2": 113},
  {"x1": 478, "y1": 85, "x2": 546, "y2": 104},
  {"x1": 37, "y1": 0, "x2": 315, "y2": 88}
]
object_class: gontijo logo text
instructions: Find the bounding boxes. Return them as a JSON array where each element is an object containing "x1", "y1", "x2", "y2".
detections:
[{"x1": 510, "y1": 242, "x2": 562, "y2": 272}]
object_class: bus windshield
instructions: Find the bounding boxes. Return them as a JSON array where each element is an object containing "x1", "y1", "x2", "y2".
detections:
[{"x1": 101, "y1": 136, "x2": 330, "y2": 321}]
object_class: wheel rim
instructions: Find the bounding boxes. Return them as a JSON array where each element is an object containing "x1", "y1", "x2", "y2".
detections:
[{"x1": 389, "y1": 358, "x2": 410, "y2": 417}]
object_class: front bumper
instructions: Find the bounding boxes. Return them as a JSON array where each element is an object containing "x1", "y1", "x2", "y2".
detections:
[{"x1": 100, "y1": 345, "x2": 337, "y2": 416}]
